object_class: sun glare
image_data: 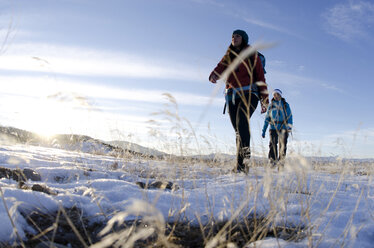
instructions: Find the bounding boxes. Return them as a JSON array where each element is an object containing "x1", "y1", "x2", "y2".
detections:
[{"x1": 18, "y1": 96, "x2": 89, "y2": 138}]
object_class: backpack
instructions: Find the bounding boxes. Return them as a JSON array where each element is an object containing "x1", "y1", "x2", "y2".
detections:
[{"x1": 258, "y1": 52, "x2": 266, "y2": 74}]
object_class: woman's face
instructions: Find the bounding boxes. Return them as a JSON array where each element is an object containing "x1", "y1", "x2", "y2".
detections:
[
  {"x1": 232, "y1": 34, "x2": 242, "y2": 48},
  {"x1": 273, "y1": 93, "x2": 281, "y2": 101}
]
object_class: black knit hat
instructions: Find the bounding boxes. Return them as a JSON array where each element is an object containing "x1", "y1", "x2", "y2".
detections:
[{"x1": 233, "y1": 29, "x2": 249, "y2": 45}]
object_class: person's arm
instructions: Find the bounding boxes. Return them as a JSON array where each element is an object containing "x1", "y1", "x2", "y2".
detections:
[
  {"x1": 253, "y1": 53, "x2": 269, "y2": 113},
  {"x1": 286, "y1": 103, "x2": 293, "y2": 131},
  {"x1": 262, "y1": 109, "x2": 271, "y2": 138},
  {"x1": 209, "y1": 56, "x2": 228, "y2": 83}
]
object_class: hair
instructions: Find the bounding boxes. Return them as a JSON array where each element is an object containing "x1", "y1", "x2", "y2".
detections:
[{"x1": 232, "y1": 29, "x2": 249, "y2": 45}]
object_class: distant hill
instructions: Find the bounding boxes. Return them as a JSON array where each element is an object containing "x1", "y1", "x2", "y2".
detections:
[
  {"x1": 107, "y1": 140, "x2": 167, "y2": 157},
  {"x1": 0, "y1": 126, "x2": 42, "y2": 145},
  {"x1": 1, "y1": 126, "x2": 372, "y2": 162},
  {"x1": 0, "y1": 126, "x2": 163, "y2": 158}
]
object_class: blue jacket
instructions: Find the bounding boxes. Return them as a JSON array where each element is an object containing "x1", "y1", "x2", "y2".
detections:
[{"x1": 262, "y1": 98, "x2": 293, "y2": 135}]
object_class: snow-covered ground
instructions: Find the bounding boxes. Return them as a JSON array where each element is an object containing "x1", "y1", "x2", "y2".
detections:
[{"x1": 0, "y1": 143, "x2": 373, "y2": 247}]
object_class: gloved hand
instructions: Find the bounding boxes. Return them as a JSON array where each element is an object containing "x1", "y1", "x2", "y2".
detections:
[
  {"x1": 261, "y1": 103, "x2": 267, "y2": 114},
  {"x1": 260, "y1": 100, "x2": 268, "y2": 114},
  {"x1": 209, "y1": 73, "x2": 219, "y2": 83},
  {"x1": 262, "y1": 131, "x2": 265, "y2": 138}
]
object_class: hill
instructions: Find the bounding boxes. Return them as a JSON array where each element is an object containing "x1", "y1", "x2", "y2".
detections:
[{"x1": 0, "y1": 126, "x2": 164, "y2": 158}]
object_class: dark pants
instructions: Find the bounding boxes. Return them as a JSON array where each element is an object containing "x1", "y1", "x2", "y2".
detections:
[
  {"x1": 228, "y1": 93, "x2": 259, "y2": 171},
  {"x1": 269, "y1": 129, "x2": 288, "y2": 164}
]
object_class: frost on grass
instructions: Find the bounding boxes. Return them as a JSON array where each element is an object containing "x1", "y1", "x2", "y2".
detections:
[{"x1": 0, "y1": 139, "x2": 373, "y2": 247}]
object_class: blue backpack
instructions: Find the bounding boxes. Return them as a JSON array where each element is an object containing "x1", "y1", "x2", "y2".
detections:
[{"x1": 258, "y1": 52, "x2": 266, "y2": 74}]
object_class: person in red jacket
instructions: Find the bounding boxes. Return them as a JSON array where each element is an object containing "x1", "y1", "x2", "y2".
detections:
[{"x1": 209, "y1": 29, "x2": 269, "y2": 173}]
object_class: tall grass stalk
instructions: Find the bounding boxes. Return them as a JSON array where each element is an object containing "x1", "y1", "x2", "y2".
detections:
[{"x1": 0, "y1": 186, "x2": 26, "y2": 248}]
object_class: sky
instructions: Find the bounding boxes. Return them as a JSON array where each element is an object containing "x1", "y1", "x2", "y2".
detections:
[{"x1": 0, "y1": 0, "x2": 373, "y2": 158}]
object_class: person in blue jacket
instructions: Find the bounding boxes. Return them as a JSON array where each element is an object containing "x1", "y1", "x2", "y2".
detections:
[{"x1": 262, "y1": 89, "x2": 293, "y2": 166}]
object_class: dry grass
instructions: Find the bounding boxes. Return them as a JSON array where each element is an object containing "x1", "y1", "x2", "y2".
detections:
[{"x1": 1, "y1": 138, "x2": 373, "y2": 248}]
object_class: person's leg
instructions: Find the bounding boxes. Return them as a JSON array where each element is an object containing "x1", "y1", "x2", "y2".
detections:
[
  {"x1": 229, "y1": 93, "x2": 258, "y2": 172},
  {"x1": 235, "y1": 93, "x2": 258, "y2": 171},
  {"x1": 228, "y1": 98, "x2": 243, "y2": 171},
  {"x1": 268, "y1": 129, "x2": 278, "y2": 166},
  {"x1": 279, "y1": 129, "x2": 289, "y2": 162}
]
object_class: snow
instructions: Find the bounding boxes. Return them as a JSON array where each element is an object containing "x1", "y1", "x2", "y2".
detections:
[{"x1": 0, "y1": 143, "x2": 373, "y2": 247}]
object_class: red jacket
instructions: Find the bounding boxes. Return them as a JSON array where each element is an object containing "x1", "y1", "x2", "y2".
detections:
[{"x1": 209, "y1": 44, "x2": 269, "y2": 104}]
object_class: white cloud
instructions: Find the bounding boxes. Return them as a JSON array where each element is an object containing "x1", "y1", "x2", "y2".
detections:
[
  {"x1": 191, "y1": 0, "x2": 304, "y2": 40},
  {"x1": 0, "y1": 43, "x2": 206, "y2": 81},
  {"x1": 0, "y1": 79, "x2": 191, "y2": 138},
  {"x1": 190, "y1": 0, "x2": 224, "y2": 8},
  {"x1": 0, "y1": 76, "x2": 221, "y2": 107},
  {"x1": 322, "y1": 0, "x2": 374, "y2": 41},
  {"x1": 244, "y1": 17, "x2": 280, "y2": 31},
  {"x1": 0, "y1": 92, "x2": 153, "y2": 139},
  {"x1": 267, "y1": 70, "x2": 345, "y2": 93},
  {"x1": 292, "y1": 127, "x2": 374, "y2": 158},
  {"x1": 0, "y1": 77, "x2": 222, "y2": 142},
  {"x1": 297, "y1": 65, "x2": 305, "y2": 72},
  {"x1": 326, "y1": 127, "x2": 374, "y2": 142},
  {"x1": 244, "y1": 18, "x2": 297, "y2": 38},
  {"x1": 268, "y1": 60, "x2": 287, "y2": 68}
]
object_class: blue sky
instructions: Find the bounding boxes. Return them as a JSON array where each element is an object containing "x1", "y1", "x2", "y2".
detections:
[{"x1": 0, "y1": 0, "x2": 373, "y2": 158}]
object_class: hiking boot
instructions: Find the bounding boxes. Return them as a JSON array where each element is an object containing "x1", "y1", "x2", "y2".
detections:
[
  {"x1": 235, "y1": 163, "x2": 248, "y2": 174},
  {"x1": 233, "y1": 147, "x2": 251, "y2": 174},
  {"x1": 269, "y1": 159, "x2": 277, "y2": 168},
  {"x1": 241, "y1": 147, "x2": 251, "y2": 159},
  {"x1": 277, "y1": 159, "x2": 285, "y2": 171}
]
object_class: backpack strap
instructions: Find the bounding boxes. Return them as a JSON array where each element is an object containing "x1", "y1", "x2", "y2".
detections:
[{"x1": 281, "y1": 98, "x2": 290, "y2": 129}]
